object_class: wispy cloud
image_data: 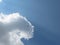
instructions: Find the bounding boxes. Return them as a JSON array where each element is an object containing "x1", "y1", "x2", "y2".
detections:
[{"x1": 0, "y1": 13, "x2": 34, "y2": 45}]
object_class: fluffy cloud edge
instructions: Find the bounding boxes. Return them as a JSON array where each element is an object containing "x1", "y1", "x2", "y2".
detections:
[{"x1": 0, "y1": 12, "x2": 34, "y2": 45}]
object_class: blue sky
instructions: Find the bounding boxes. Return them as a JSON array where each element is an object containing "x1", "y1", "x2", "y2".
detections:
[{"x1": 0, "y1": 0, "x2": 60, "y2": 45}]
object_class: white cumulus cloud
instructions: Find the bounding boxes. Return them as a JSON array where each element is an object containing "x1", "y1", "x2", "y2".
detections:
[{"x1": 0, "y1": 13, "x2": 34, "y2": 45}]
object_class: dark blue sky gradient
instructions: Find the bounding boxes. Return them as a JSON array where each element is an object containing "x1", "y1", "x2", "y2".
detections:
[{"x1": 0, "y1": 0, "x2": 60, "y2": 45}]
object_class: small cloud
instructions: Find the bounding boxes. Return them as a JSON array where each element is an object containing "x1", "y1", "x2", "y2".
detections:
[
  {"x1": 0, "y1": 13, "x2": 34, "y2": 45},
  {"x1": 0, "y1": 0, "x2": 2, "y2": 2}
]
